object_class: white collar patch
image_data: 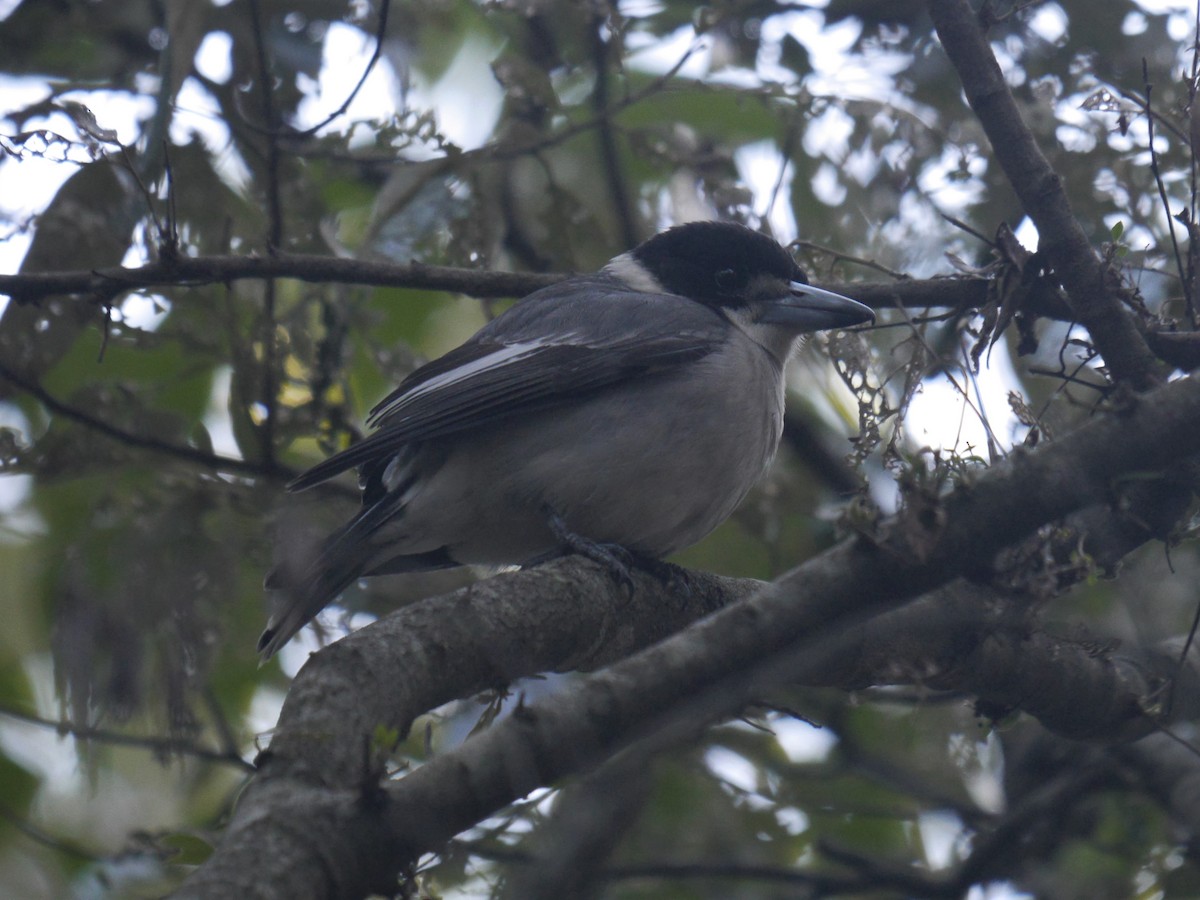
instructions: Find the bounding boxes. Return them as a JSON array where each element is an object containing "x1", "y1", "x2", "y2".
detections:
[{"x1": 603, "y1": 253, "x2": 666, "y2": 294}]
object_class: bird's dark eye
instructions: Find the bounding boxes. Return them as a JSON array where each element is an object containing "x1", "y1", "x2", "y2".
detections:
[{"x1": 714, "y1": 268, "x2": 740, "y2": 290}]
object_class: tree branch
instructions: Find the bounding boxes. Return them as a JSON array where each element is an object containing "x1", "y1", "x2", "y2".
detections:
[
  {"x1": 178, "y1": 372, "x2": 1200, "y2": 899},
  {"x1": 811, "y1": 580, "x2": 1200, "y2": 741},
  {"x1": 0, "y1": 253, "x2": 564, "y2": 306},
  {"x1": 0, "y1": 703, "x2": 254, "y2": 771},
  {"x1": 10, "y1": 252, "x2": 1200, "y2": 372},
  {"x1": 590, "y1": 10, "x2": 640, "y2": 251},
  {"x1": 0, "y1": 250, "x2": 1076, "y2": 320},
  {"x1": 928, "y1": 0, "x2": 1164, "y2": 390},
  {"x1": 0, "y1": 358, "x2": 289, "y2": 480}
]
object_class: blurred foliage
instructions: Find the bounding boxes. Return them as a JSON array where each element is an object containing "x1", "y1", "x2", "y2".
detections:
[{"x1": 0, "y1": 0, "x2": 1199, "y2": 896}]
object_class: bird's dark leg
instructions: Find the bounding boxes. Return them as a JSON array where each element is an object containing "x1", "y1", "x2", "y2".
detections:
[
  {"x1": 528, "y1": 506, "x2": 638, "y2": 595},
  {"x1": 526, "y1": 507, "x2": 693, "y2": 597}
]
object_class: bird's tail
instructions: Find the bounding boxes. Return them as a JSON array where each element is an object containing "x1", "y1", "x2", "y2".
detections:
[
  {"x1": 259, "y1": 486, "x2": 415, "y2": 660},
  {"x1": 258, "y1": 496, "x2": 459, "y2": 660},
  {"x1": 258, "y1": 514, "x2": 378, "y2": 661}
]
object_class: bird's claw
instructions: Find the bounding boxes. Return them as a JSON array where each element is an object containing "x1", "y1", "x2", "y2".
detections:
[{"x1": 540, "y1": 507, "x2": 639, "y2": 595}]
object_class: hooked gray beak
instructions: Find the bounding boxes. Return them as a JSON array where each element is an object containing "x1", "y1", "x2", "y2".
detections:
[{"x1": 760, "y1": 282, "x2": 876, "y2": 331}]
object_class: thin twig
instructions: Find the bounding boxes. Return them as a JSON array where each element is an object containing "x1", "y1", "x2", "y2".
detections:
[
  {"x1": 1114, "y1": 83, "x2": 1191, "y2": 145},
  {"x1": 763, "y1": 117, "x2": 799, "y2": 232},
  {"x1": 793, "y1": 240, "x2": 910, "y2": 280},
  {"x1": 202, "y1": 686, "x2": 245, "y2": 763},
  {"x1": 0, "y1": 802, "x2": 98, "y2": 862},
  {"x1": 247, "y1": 0, "x2": 284, "y2": 252},
  {"x1": 284, "y1": 38, "x2": 703, "y2": 170},
  {"x1": 0, "y1": 358, "x2": 289, "y2": 481},
  {"x1": 1142, "y1": 59, "x2": 1193, "y2": 320},
  {"x1": 294, "y1": 0, "x2": 392, "y2": 139},
  {"x1": 939, "y1": 211, "x2": 994, "y2": 246},
  {"x1": 247, "y1": 0, "x2": 282, "y2": 468},
  {"x1": 1028, "y1": 365, "x2": 1109, "y2": 391},
  {"x1": 0, "y1": 702, "x2": 255, "y2": 772},
  {"x1": 1190, "y1": 4, "x2": 1199, "y2": 223},
  {"x1": 0, "y1": 253, "x2": 562, "y2": 305}
]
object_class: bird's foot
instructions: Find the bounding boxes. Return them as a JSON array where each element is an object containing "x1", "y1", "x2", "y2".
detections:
[{"x1": 534, "y1": 507, "x2": 639, "y2": 595}]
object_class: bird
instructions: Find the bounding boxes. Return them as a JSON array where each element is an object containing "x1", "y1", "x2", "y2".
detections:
[{"x1": 259, "y1": 220, "x2": 874, "y2": 658}]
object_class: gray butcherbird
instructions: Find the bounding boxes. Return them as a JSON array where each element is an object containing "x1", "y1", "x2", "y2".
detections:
[{"x1": 260, "y1": 221, "x2": 874, "y2": 659}]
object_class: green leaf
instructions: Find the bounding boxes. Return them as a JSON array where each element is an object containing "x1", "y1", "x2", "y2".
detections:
[{"x1": 161, "y1": 831, "x2": 216, "y2": 866}]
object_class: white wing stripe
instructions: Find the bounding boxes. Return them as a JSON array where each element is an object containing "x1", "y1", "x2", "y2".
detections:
[{"x1": 380, "y1": 338, "x2": 574, "y2": 413}]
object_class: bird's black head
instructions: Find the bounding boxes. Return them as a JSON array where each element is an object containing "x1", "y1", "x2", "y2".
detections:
[
  {"x1": 606, "y1": 220, "x2": 874, "y2": 332},
  {"x1": 618, "y1": 221, "x2": 798, "y2": 306}
]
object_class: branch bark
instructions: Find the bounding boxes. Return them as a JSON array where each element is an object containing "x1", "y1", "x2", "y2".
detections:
[
  {"x1": 10, "y1": 251, "x2": 1200, "y2": 373},
  {"x1": 929, "y1": 0, "x2": 1164, "y2": 390},
  {"x1": 177, "y1": 372, "x2": 1200, "y2": 899},
  {"x1": 0, "y1": 251, "x2": 1068, "y2": 320},
  {"x1": 0, "y1": 253, "x2": 564, "y2": 307}
]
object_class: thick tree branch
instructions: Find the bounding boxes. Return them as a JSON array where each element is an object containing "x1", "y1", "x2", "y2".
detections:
[
  {"x1": 928, "y1": 0, "x2": 1164, "y2": 390},
  {"x1": 812, "y1": 581, "x2": 1200, "y2": 740},
  {"x1": 179, "y1": 372, "x2": 1200, "y2": 899},
  {"x1": 258, "y1": 563, "x2": 756, "y2": 789},
  {"x1": 500, "y1": 751, "x2": 654, "y2": 900},
  {"x1": 498, "y1": 572, "x2": 1200, "y2": 897}
]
